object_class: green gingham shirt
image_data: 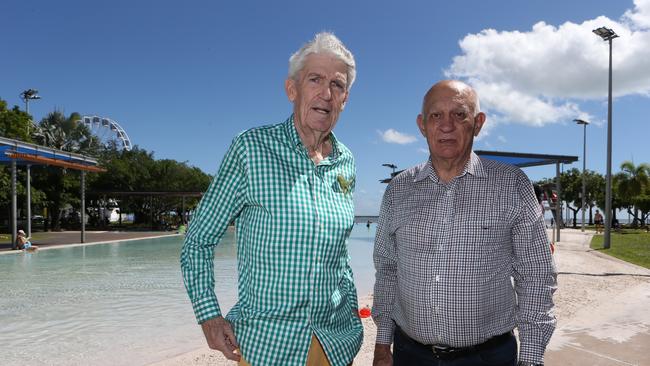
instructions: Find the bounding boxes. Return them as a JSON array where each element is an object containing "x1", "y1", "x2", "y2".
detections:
[{"x1": 181, "y1": 116, "x2": 363, "y2": 366}]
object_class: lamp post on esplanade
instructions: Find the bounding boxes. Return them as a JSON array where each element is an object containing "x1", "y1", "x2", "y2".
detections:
[
  {"x1": 592, "y1": 26, "x2": 618, "y2": 249},
  {"x1": 20, "y1": 88, "x2": 41, "y2": 136},
  {"x1": 574, "y1": 119, "x2": 589, "y2": 232}
]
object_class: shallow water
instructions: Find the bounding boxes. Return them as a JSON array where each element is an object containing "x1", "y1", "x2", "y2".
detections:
[{"x1": 0, "y1": 225, "x2": 376, "y2": 366}]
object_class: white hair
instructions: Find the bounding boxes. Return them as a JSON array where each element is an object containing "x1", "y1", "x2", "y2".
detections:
[
  {"x1": 288, "y1": 32, "x2": 356, "y2": 90},
  {"x1": 473, "y1": 94, "x2": 481, "y2": 117}
]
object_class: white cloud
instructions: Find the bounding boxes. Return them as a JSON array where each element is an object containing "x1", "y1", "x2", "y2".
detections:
[
  {"x1": 378, "y1": 129, "x2": 417, "y2": 144},
  {"x1": 418, "y1": 147, "x2": 429, "y2": 154},
  {"x1": 497, "y1": 135, "x2": 507, "y2": 143},
  {"x1": 446, "y1": 0, "x2": 650, "y2": 127},
  {"x1": 624, "y1": 0, "x2": 650, "y2": 29}
]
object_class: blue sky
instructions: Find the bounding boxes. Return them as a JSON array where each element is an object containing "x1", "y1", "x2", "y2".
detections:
[{"x1": 2, "y1": 0, "x2": 649, "y2": 215}]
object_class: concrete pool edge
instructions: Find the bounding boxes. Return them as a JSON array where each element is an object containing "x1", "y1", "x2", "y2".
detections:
[{"x1": 0, "y1": 232, "x2": 182, "y2": 255}]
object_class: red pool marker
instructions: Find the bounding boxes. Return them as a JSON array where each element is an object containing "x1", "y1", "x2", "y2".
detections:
[{"x1": 359, "y1": 307, "x2": 371, "y2": 318}]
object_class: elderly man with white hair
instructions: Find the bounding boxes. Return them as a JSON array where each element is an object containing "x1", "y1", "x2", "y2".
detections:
[{"x1": 181, "y1": 32, "x2": 361, "y2": 366}]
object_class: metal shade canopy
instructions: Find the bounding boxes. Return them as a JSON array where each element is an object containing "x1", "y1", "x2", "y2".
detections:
[
  {"x1": 1, "y1": 136, "x2": 105, "y2": 248},
  {"x1": 474, "y1": 150, "x2": 578, "y2": 168}
]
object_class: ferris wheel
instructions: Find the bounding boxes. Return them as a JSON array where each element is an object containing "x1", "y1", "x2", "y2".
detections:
[{"x1": 77, "y1": 115, "x2": 132, "y2": 151}]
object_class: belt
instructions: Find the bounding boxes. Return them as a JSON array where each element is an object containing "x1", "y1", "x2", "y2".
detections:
[{"x1": 396, "y1": 327, "x2": 513, "y2": 360}]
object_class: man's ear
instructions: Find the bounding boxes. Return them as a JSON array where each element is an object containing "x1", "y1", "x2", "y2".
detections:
[
  {"x1": 416, "y1": 114, "x2": 426, "y2": 136},
  {"x1": 340, "y1": 91, "x2": 349, "y2": 110},
  {"x1": 473, "y1": 112, "x2": 486, "y2": 136},
  {"x1": 285, "y1": 78, "x2": 296, "y2": 102}
]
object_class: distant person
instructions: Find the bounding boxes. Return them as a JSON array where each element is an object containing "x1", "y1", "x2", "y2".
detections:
[
  {"x1": 612, "y1": 218, "x2": 621, "y2": 232},
  {"x1": 180, "y1": 32, "x2": 362, "y2": 365},
  {"x1": 533, "y1": 184, "x2": 554, "y2": 254},
  {"x1": 594, "y1": 209, "x2": 604, "y2": 234},
  {"x1": 373, "y1": 80, "x2": 556, "y2": 366},
  {"x1": 367, "y1": 220, "x2": 371, "y2": 229},
  {"x1": 16, "y1": 230, "x2": 38, "y2": 251}
]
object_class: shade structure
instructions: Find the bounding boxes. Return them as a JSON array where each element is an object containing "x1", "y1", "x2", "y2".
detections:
[
  {"x1": 1, "y1": 136, "x2": 105, "y2": 248},
  {"x1": 0, "y1": 136, "x2": 104, "y2": 171},
  {"x1": 474, "y1": 150, "x2": 578, "y2": 168}
]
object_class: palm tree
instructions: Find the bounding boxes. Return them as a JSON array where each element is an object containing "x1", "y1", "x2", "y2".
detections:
[
  {"x1": 32, "y1": 111, "x2": 93, "y2": 152},
  {"x1": 617, "y1": 161, "x2": 650, "y2": 226},
  {"x1": 31, "y1": 111, "x2": 102, "y2": 230}
]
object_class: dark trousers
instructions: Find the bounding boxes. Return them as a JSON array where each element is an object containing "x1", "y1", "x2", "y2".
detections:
[{"x1": 393, "y1": 327, "x2": 517, "y2": 366}]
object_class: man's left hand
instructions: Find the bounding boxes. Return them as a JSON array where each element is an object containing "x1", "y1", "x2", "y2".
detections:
[{"x1": 200, "y1": 316, "x2": 241, "y2": 361}]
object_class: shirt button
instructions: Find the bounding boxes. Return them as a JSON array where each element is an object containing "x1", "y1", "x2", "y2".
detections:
[
  {"x1": 446, "y1": 190, "x2": 452, "y2": 196},
  {"x1": 435, "y1": 275, "x2": 440, "y2": 282}
]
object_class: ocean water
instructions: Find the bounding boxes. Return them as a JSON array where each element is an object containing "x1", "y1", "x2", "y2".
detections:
[{"x1": 0, "y1": 225, "x2": 377, "y2": 366}]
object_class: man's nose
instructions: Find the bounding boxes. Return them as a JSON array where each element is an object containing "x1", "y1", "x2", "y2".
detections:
[
  {"x1": 437, "y1": 114, "x2": 455, "y2": 131},
  {"x1": 319, "y1": 83, "x2": 333, "y2": 100}
]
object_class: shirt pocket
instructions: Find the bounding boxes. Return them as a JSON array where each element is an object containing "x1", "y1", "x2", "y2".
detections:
[
  {"x1": 455, "y1": 221, "x2": 512, "y2": 271},
  {"x1": 462, "y1": 221, "x2": 511, "y2": 244},
  {"x1": 392, "y1": 209, "x2": 439, "y2": 256}
]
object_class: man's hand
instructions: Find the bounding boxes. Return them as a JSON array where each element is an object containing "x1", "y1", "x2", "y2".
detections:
[
  {"x1": 373, "y1": 343, "x2": 392, "y2": 366},
  {"x1": 200, "y1": 316, "x2": 241, "y2": 361}
]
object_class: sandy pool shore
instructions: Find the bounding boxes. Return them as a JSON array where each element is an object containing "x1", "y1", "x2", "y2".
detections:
[{"x1": 150, "y1": 229, "x2": 650, "y2": 366}]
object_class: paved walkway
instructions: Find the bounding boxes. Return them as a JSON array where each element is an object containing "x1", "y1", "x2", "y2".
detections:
[
  {"x1": 0, "y1": 230, "x2": 177, "y2": 252},
  {"x1": 545, "y1": 229, "x2": 650, "y2": 366}
]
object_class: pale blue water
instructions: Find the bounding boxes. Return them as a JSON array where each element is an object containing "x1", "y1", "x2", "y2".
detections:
[{"x1": 0, "y1": 225, "x2": 377, "y2": 366}]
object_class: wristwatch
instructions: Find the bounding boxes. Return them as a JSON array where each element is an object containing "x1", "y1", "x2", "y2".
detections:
[{"x1": 518, "y1": 362, "x2": 543, "y2": 366}]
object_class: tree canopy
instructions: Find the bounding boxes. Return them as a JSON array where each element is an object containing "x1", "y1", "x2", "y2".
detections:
[{"x1": 1, "y1": 99, "x2": 212, "y2": 231}]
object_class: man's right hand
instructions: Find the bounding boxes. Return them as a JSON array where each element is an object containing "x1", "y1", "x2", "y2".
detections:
[
  {"x1": 373, "y1": 343, "x2": 393, "y2": 366},
  {"x1": 200, "y1": 316, "x2": 241, "y2": 361}
]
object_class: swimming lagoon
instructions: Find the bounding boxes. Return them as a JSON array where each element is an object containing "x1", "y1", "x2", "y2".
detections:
[{"x1": 0, "y1": 225, "x2": 377, "y2": 366}]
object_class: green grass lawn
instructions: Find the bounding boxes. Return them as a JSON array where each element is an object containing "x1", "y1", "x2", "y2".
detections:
[{"x1": 590, "y1": 229, "x2": 650, "y2": 269}]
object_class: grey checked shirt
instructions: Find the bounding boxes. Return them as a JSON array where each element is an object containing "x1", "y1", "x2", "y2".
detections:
[{"x1": 372, "y1": 153, "x2": 557, "y2": 364}]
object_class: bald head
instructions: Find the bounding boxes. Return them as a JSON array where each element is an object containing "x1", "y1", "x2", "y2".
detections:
[
  {"x1": 421, "y1": 80, "x2": 481, "y2": 120},
  {"x1": 416, "y1": 79, "x2": 486, "y2": 180}
]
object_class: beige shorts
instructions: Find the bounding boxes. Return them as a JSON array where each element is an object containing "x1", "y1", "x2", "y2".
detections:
[{"x1": 239, "y1": 335, "x2": 337, "y2": 366}]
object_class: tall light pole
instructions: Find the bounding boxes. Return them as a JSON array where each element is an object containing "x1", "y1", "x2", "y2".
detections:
[
  {"x1": 20, "y1": 88, "x2": 41, "y2": 135},
  {"x1": 593, "y1": 26, "x2": 618, "y2": 249},
  {"x1": 574, "y1": 119, "x2": 589, "y2": 232},
  {"x1": 20, "y1": 88, "x2": 41, "y2": 114},
  {"x1": 380, "y1": 163, "x2": 398, "y2": 184},
  {"x1": 382, "y1": 163, "x2": 397, "y2": 175}
]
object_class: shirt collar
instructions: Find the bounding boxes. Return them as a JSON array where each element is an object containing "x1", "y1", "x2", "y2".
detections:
[
  {"x1": 283, "y1": 114, "x2": 341, "y2": 161},
  {"x1": 283, "y1": 114, "x2": 302, "y2": 148},
  {"x1": 414, "y1": 152, "x2": 487, "y2": 183},
  {"x1": 467, "y1": 152, "x2": 487, "y2": 177}
]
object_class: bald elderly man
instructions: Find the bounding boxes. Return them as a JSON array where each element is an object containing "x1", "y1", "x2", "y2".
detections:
[{"x1": 372, "y1": 80, "x2": 556, "y2": 366}]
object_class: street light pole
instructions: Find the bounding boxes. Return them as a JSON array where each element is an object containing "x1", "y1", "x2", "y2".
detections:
[
  {"x1": 380, "y1": 163, "x2": 399, "y2": 184},
  {"x1": 593, "y1": 26, "x2": 618, "y2": 249},
  {"x1": 20, "y1": 89, "x2": 41, "y2": 136},
  {"x1": 574, "y1": 119, "x2": 589, "y2": 232}
]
